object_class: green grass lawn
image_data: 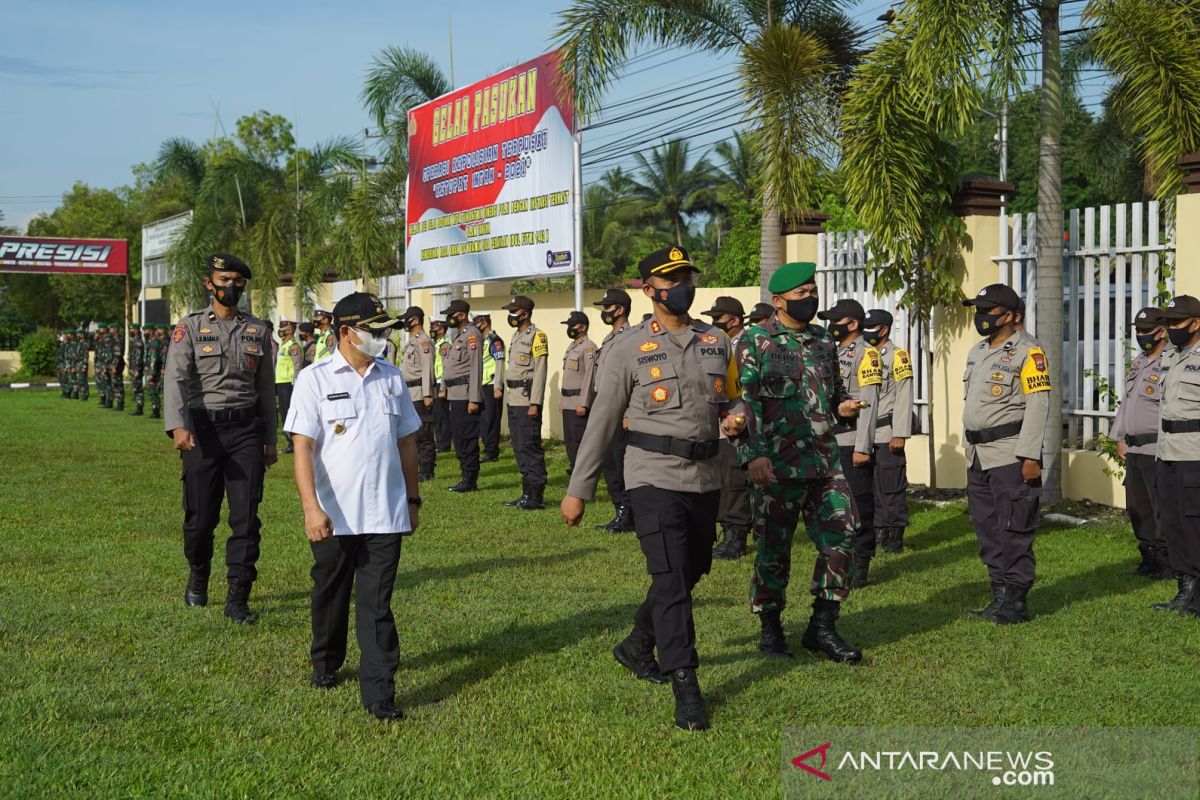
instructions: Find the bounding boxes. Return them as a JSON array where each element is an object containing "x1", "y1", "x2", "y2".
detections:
[{"x1": 0, "y1": 390, "x2": 1196, "y2": 798}]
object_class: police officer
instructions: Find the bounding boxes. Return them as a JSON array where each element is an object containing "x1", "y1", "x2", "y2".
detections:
[
  {"x1": 559, "y1": 310, "x2": 597, "y2": 473},
  {"x1": 474, "y1": 313, "x2": 506, "y2": 463},
  {"x1": 1111, "y1": 307, "x2": 1171, "y2": 580},
  {"x1": 128, "y1": 323, "x2": 146, "y2": 415},
  {"x1": 747, "y1": 303, "x2": 775, "y2": 325},
  {"x1": 164, "y1": 254, "x2": 278, "y2": 624},
  {"x1": 591, "y1": 288, "x2": 635, "y2": 532},
  {"x1": 817, "y1": 299, "x2": 881, "y2": 586},
  {"x1": 440, "y1": 299, "x2": 484, "y2": 492},
  {"x1": 735, "y1": 262, "x2": 865, "y2": 663},
  {"x1": 1152, "y1": 295, "x2": 1200, "y2": 615},
  {"x1": 863, "y1": 309, "x2": 914, "y2": 554},
  {"x1": 704, "y1": 296, "x2": 753, "y2": 559},
  {"x1": 298, "y1": 322, "x2": 316, "y2": 368},
  {"x1": 313, "y1": 309, "x2": 336, "y2": 362},
  {"x1": 961, "y1": 284, "x2": 1050, "y2": 624},
  {"x1": 146, "y1": 325, "x2": 165, "y2": 417},
  {"x1": 429, "y1": 318, "x2": 452, "y2": 452},
  {"x1": 502, "y1": 295, "x2": 549, "y2": 510},
  {"x1": 562, "y1": 244, "x2": 743, "y2": 731},
  {"x1": 400, "y1": 306, "x2": 438, "y2": 481},
  {"x1": 275, "y1": 320, "x2": 304, "y2": 453}
]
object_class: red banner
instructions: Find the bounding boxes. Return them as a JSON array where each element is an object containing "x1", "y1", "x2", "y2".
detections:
[
  {"x1": 405, "y1": 50, "x2": 577, "y2": 288},
  {"x1": 0, "y1": 236, "x2": 128, "y2": 276}
]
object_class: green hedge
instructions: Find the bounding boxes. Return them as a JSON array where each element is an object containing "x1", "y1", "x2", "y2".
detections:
[{"x1": 14, "y1": 329, "x2": 59, "y2": 380}]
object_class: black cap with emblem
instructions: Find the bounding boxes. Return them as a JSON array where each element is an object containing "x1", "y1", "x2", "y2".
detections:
[
  {"x1": 503, "y1": 295, "x2": 535, "y2": 313},
  {"x1": 817, "y1": 298, "x2": 866, "y2": 323},
  {"x1": 207, "y1": 253, "x2": 251, "y2": 279},
  {"x1": 747, "y1": 303, "x2": 775, "y2": 324},
  {"x1": 333, "y1": 292, "x2": 402, "y2": 332},
  {"x1": 1159, "y1": 295, "x2": 1200, "y2": 320},
  {"x1": 638, "y1": 245, "x2": 699, "y2": 280},
  {"x1": 441, "y1": 298, "x2": 472, "y2": 316},
  {"x1": 561, "y1": 311, "x2": 589, "y2": 327},
  {"x1": 864, "y1": 309, "x2": 894, "y2": 329},
  {"x1": 963, "y1": 283, "x2": 1022, "y2": 311},
  {"x1": 1133, "y1": 306, "x2": 1168, "y2": 330},
  {"x1": 399, "y1": 305, "x2": 425, "y2": 323},
  {"x1": 702, "y1": 296, "x2": 745, "y2": 319},
  {"x1": 593, "y1": 288, "x2": 632, "y2": 309}
]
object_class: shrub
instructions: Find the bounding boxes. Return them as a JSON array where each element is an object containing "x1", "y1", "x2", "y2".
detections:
[{"x1": 14, "y1": 329, "x2": 59, "y2": 380}]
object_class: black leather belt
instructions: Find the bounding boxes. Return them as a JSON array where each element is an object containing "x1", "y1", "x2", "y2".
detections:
[
  {"x1": 506, "y1": 378, "x2": 532, "y2": 389},
  {"x1": 405, "y1": 379, "x2": 422, "y2": 387},
  {"x1": 561, "y1": 388, "x2": 581, "y2": 397},
  {"x1": 444, "y1": 377, "x2": 468, "y2": 387},
  {"x1": 876, "y1": 413, "x2": 893, "y2": 428},
  {"x1": 1125, "y1": 432, "x2": 1158, "y2": 446},
  {"x1": 1163, "y1": 419, "x2": 1200, "y2": 434},
  {"x1": 965, "y1": 420, "x2": 1023, "y2": 445},
  {"x1": 192, "y1": 406, "x2": 256, "y2": 424},
  {"x1": 627, "y1": 431, "x2": 720, "y2": 461}
]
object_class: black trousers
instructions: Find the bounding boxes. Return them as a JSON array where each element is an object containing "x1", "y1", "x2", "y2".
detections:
[
  {"x1": 1125, "y1": 452, "x2": 1164, "y2": 555},
  {"x1": 415, "y1": 400, "x2": 436, "y2": 470},
  {"x1": 432, "y1": 394, "x2": 451, "y2": 451},
  {"x1": 839, "y1": 446, "x2": 876, "y2": 558},
  {"x1": 310, "y1": 533, "x2": 403, "y2": 707},
  {"x1": 180, "y1": 415, "x2": 265, "y2": 582},
  {"x1": 717, "y1": 438, "x2": 751, "y2": 529},
  {"x1": 872, "y1": 442, "x2": 909, "y2": 531},
  {"x1": 1156, "y1": 460, "x2": 1200, "y2": 577},
  {"x1": 562, "y1": 409, "x2": 589, "y2": 471},
  {"x1": 600, "y1": 428, "x2": 629, "y2": 507},
  {"x1": 508, "y1": 404, "x2": 547, "y2": 488},
  {"x1": 629, "y1": 486, "x2": 719, "y2": 672},
  {"x1": 276, "y1": 383, "x2": 293, "y2": 444},
  {"x1": 449, "y1": 399, "x2": 481, "y2": 474},
  {"x1": 966, "y1": 456, "x2": 1040, "y2": 587},
  {"x1": 480, "y1": 383, "x2": 502, "y2": 459}
]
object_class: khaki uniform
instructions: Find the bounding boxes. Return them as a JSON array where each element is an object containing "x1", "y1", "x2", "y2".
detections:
[
  {"x1": 962, "y1": 329, "x2": 1051, "y2": 589},
  {"x1": 1156, "y1": 342, "x2": 1200, "y2": 578},
  {"x1": 440, "y1": 324, "x2": 484, "y2": 478},
  {"x1": 1111, "y1": 350, "x2": 1168, "y2": 568},
  {"x1": 402, "y1": 329, "x2": 437, "y2": 475},
  {"x1": 593, "y1": 323, "x2": 631, "y2": 513},
  {"x1": 560, "y1": 334, "x2": 598, "y2": 470},
  {"x1": 835, "y1": 339, "x2": 882, "y2": 560},
  {"x1": 506, "y1": 325, "x2": 550, "y2": 489},
  {"x1": 872, "y1": 343, "x2": 914, "y2": 539}
]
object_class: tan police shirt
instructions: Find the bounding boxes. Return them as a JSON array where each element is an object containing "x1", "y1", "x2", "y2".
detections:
[
  {"x1": 505, "y1": 324, "x2": 548, "y2": 407},
  {"x1": 962, "y1": 329, "x2": 1050, "y2": 470},
  {"x1": 559, "y1": 334, "x2": 598, "y2": 411},
  {"x1": 873, "y1": 342, "x2": 914, "y2": 443},
  {"x1": 567, "y1": 317, "x2": 739, "y2": 498},
  {"x1": 163, "y1": 304, "x2": 278, "y2": 444},
  {"x1": 1158, "y1": 342, "x2": 1200, "y2": 462},
  {"x1": 834, "y1": 338, "x2": 882, "y2": 453},
  {"x1": 589, "y1": 322, "x2": 629, "y2": 406},
  {"x1": 439, "y1": 323, "x2": 483, "y2": 403},
  {"x1": 401, "y1": 329, "x2": 436, "y2": 404},
  {"x1": 1110, "y1": 349, "x2": 1166, "y2": 457}
]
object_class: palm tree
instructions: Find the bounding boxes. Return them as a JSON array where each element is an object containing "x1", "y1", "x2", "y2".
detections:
[
  {"x1": 628, "y1": 139, "x2": 716, "y2": 245},
  {"x1": 554, "y1": 0, "x2": 865, "y2": 297},
  {"x1": 362, "y1": 46, "x2": 452, "y2": 163}
]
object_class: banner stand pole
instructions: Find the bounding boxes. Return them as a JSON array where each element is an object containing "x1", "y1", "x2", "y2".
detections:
[
  {"x1": 124, "y1": 270, "x2": 131, "y2": 366},
  {"x1": 573, "y1": 134, "x2": 584, "y2": 312}
]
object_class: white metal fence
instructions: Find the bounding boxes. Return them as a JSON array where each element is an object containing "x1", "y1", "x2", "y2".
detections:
[
  {"x1": 816, "y1": 230, "x2": 932, "y2": 434},
  {"x1": 995, "y1": 201, "x2": 1175, "y2": 447}
]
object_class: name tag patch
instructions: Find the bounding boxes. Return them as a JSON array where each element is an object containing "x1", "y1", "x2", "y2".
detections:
[{"x1": 326, "y1": 392, "x2": 351, "y2": 401}]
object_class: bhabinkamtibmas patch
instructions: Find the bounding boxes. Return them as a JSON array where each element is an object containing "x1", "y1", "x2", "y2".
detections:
[
  {"x1": 857, "y1": 348, "x2": 883, "y2": 386},
  {"x1": 893, "y1": 348, "x2": 914, "y2": 381},
  {"x1": 532, "y1": 331, "x2": 548, "y2": 358},
  {"x1": 1021, "y1": 346, "x2": 1052, "y2": 393}
]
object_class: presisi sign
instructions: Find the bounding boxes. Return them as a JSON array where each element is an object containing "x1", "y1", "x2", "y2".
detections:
[{"x1": 0, "y1": 236, "x2": 128, "y2": 276}]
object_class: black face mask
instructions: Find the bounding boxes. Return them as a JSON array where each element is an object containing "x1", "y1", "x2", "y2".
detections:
[
  {"x1": 446, "y1": 314, "x2": 461, "y2": 329},
  {"x1": 1136, "y1": 332, "x2": 1160, "y2": 352},
  {"x1": 974, "y1": 310, "x2": 1007, "y2": 337},
  {"x1": 211, "y1": 283, "x2": 243, "y2": 309},
  {"x1": 567, "y1": 327, "x2": 582, "y2": 340},
  {"x1": 863, "y1": 328, "x2": 885, "y2": 347},
  {"x1": 828, "y1": 322, "x2": 853, "y2": 342},
  {"x1": 652, "y1": 283, "x2": 695, "y2": 315},
  {"x1": 1168, "y1": 325, "x2": 1196, "y2": 348},
  {"x1": 507, "y1": 313, "x2": 522, "y2": 328},
  {"x1": 783, "y1": 297, "x2": 818, "y2": 324},
  {"x1": 601, "y1": 309, "x2": 622, "y2": 325}
]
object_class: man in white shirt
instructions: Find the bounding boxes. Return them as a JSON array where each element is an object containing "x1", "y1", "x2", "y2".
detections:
[{"x1": 285, "y1": 292, "x2": 423, "y2": 722}]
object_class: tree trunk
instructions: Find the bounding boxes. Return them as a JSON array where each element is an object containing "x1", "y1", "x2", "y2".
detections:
[
  {"x1": 673, "y1": 215, "x2": 684, "y2": 247},
  {"x1": 1037, "y1": 1, "x2": 1064, "y2": 504},
  {"x1": 759, "y1": 188, "x2": 781, "y2": 302}
]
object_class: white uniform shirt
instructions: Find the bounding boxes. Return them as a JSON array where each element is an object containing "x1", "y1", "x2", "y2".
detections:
[{"x1": 285, "y1": 349, "x2": 422, "y2": 535}]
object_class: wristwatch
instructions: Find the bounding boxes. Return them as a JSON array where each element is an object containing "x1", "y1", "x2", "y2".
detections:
[{"x1": 408, "y1": 496, "x2": 423, "y2": 508}]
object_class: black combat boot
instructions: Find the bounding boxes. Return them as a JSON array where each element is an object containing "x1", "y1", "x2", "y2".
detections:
[
  {"x1": 114, "y1": 400, "x2": 124, "y2": 411},
  {"x1": 224, "y1": 578, "x2": 258, "y2": 624},
  {"x1": 882, "y1": 528, "x2": 904, "y2": 554},
  {"x1": 801, "y1": 598, "x2": 863, "y2": 664},
  {"x1": 669, "y1": 669, "x2": 708, "y2": 731},
  {"x1": 1132, "y1": 545, "x2": 1155, "y2": 577},
  {"x1": 132, "y1": 404, "x2": 143, "y2": 416},
  {"x1": 610, "y1": 505, "x2": 635, "y2": 533},
  {"x1": 1151, "y1": 547, "x2": 1174, "y2": 580},
  {"x1": 100, "y1": 397, "x2": 110, "y2": 408},
  {"x1": 1153, "y1": 575, "x2": 1198, "y2": 612},
  {"x1": 184, "y1": 564, "x2": 210, "y2": 607},
  {"x1": 503, "y1": 482, "x2": 530, "y2": 507},
  {"x1": 714, "y1": 526, "x2": 748, "y2": 559},
  {"x1": 988, "y1": 583, "x2": 1030, "y2": 624},
  {"x1": 417, "y1": 463, "x2": 435, "y2": 482},
  {"x1": 757, "y1": 610, "x2": 793, "y2": 658},
  {"x1": 612, "y1": 629, "x2": 667, "y2": 684},
  {"x1": 150, "y1": 409, "x2": 160, "y2": 419},
  {"x1": 849, "y1": 555, "x2": 871, "y2": 589},
  {"x1": 448, "y1": 471, "x2": 478, "y2": 493},
  {"x1": 965, "y1": 581, "x2": 1006, "y2": 619},
  {"x1": 517, "y1": 485, "x2": 545, "y2": 510}
]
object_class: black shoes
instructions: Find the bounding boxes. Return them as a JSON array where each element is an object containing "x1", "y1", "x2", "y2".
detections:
[
  {"x1": 757, "y1": 610, "x2": 793, "y2": 658},
  {"x1": 594, "y1": 505, "x2": 635, "y2": 533},
  {"x1": 367, "y1": 699, "x2": 404, "y2": 722},
  {"x1": 503, "y1": 483, "x2": 530, "y2": 507},
  {"x1": 184, "y1": 566, "x2": 209, "y2": 607},
  {"x1": 224, "y1": 578, "x2": 258, "y2": 625},
  {"x1": 131, "y1": 405, "x2": 143, "y2": 416},
  {"x1": 516, "y1": 485, "x2": 546, "y2": 510},
  {"x1": 1154, "y1": 575, "x2": 1198, "y2": 612},
  {"x1": 669, "y1": 669, "x2": 708, "y2": 731},
  {"x1": 311, "y1": 672, "x2": 338, "y2": 690},
  {"x1": 714, "y1": 526, "x2": 748, "y2": 559},
  {"x1": 965, "y1": 581, "x2": 1006, "y2": 619},
  {"x1": 801, "y1": 598, "x2": 863, "y2": 664},
  {"x1": 988, "y1": 583, "x2": 1030, "y2": 624},
  {"x1": 417, "y1": 464, "x2": 435, "y2": 482},
  {"x1": 881, "y1": 527, "x2": 904, "y2": 554},
  {"x1": 448, "y1": 471, "x2": 478, "y2": 493},
  {"x1": 849, "y1": 556, "x2": 871, "y2": 589},
  {"x1": 480, "y1": 454, "x2": 499, "y2": 463},
  {"x1": 150, "y1": 409, "x2": 160, "y2": 419},
  {"x1": 612, "y1": 631, "x2": 668, "y2": 684}
]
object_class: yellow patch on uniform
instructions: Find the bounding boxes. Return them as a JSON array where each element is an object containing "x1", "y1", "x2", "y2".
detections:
[
  {"x1": 246, "y1": 327, "x2": 259, "y2": 335},
  {"x1": 532, "y1": 331, "x2": 548, "y2": 358},
  {"x1": 992, "y1": 372, "x2": 1005, "y2": 382},
  {"x1": 649, "y1": 320, "x2": 662, "y2": 334},
  {"x1": 172, "y1": 323, "x2": 186, "y2": 343},
  {"x1": 639, "y1": 341, "x2": 660, "y2": 353},
  {"x1": 893, "y1": 348, "x2": 914, "y2": 381},
  {"x1": 1145, "y1": 385, "x2": 1156, "y2": 396},
  {"x1": 991, "y1": 384, "x2": 1003, "y2": 396},
  {"x1": 421, "y1": 342, "x2": 431, "y2": 353},
  {"x1": 199, "y1": 327, "x2": 213, "y2": 334},
  {"x1": 288, "y1": 344, "x2": 300, "y2": 356},
  {"x1": 651, "y1": 386, "x2": 669, "y2": 403},
  {"x1": 201, "y1": 345, "x2": 214, "y2": 354},
  {"x1": 467, "y1": 335, "x2": 478, "y2": 351},
  {"x1": 713, "y1": 376, "x2": 725, "y2": 394},
  {"x1": 700, "y1": 334, "x2": 719, "y2": 345},
  {"x1": 856, "y1": 349, "x2": 883, "y2": 386},
  {"x1": 649, "y1": 366, "x2": 662, "y2": 379},
  {"x1": 1149, "y1": 374, "x2": 1160, "y2": 382},
  {"x1": 1020, "y1": 346, "x2": 1052, "y2": 394}
]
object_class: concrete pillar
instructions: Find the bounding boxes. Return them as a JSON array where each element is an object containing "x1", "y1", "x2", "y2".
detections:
[
  {"x1": 782, "y1": 211, "x2": 829, "y2": 265},
  {"x1": 1173, "y1": 154, "x2": 1200, "y2": 296}
]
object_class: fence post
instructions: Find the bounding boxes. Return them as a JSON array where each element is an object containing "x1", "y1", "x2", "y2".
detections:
[{"x1": 1174, "y1": 154, "x2": 1200, "y2": 297}]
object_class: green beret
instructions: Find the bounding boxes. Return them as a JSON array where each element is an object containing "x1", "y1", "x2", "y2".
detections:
[{"x1": 768, "y1": 262, "x2": 817, "y2": 294}]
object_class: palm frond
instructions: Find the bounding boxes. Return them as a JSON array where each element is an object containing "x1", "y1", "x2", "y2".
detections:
[{"x1": 361, "y1": 46, "x2": 452, "y2": 132}]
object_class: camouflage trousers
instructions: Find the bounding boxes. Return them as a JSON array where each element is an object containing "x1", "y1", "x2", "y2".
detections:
[
  {"x1": 110, "y1": 370, "x2": 124, "y2": 405},
  {"x1": 147, "y1": 381, "x2": 161, "y2": 413},
  {"x1": 130, "y1": 374, "x2": 143, "y2": 408},
  {"x1": 96, "y1": 366, "x2": 110, "y2": 401},
  {"x1": 750, "y1": 473, "x2": 859, "y2": 611},
  {"x1": 76, "y1": 367, "x2": 89, "y2": 399}
]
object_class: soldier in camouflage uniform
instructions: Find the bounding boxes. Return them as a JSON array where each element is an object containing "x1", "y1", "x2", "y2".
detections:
[
  {"x1": 734, "y1": 261, "x2": 865, "y2": 664},
  {"x1": 57, "y1": 333, "x2": 70, "y2": 397},
  {"x1": 81, "y1": 329, "x2": 94, "y2": 401},
  {"x1": 94, "y1": 324, "x2": 111, "y2": 406},
  {"x1": 71, "y1": 331, "x2": 86, "y2": 399},
  {"x1": 109, "y1": 323, "x2": 126, "y2": 411},
  {"x1": 128, "y1": 324, "x2": 146, "y2": 415},
  {"x1": 146, "y1": 324, "x2": 166, "y2": 418}
]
